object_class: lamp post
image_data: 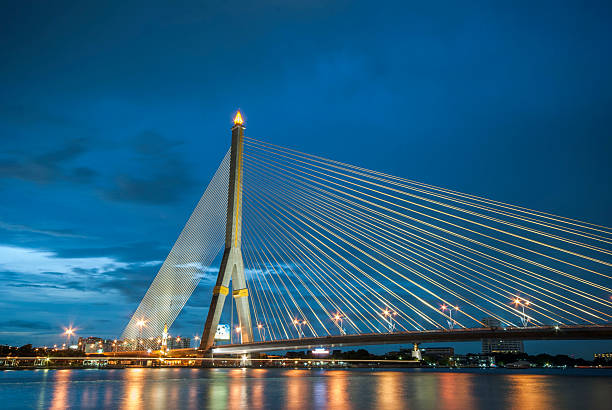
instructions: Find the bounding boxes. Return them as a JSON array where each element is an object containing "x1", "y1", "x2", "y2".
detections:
[
  {"x1": 333, "y1": 313, "x2": 345, "y2": 335},
  {"x1": 235, "y1": 326, "x2": 242, "y2": 344},
  {"x1": 293, "y1": 319, "x2": 306, "y2": 338},
  {"x1": 381, "y1": 308, "x2": 397, "y2": 333},
  {"x1": 257, "y1": 323, "x2": 267, "y2": 341},
  {"x1": 136, "y1": 318, "x2": 146, "y2": 346},
  {"x1": 513, "y1": 297, "x2": 531, "y2": 327},
  {"x1": 441, "y1": 305, "x2": 460, "y2": 329},
  {"x1": 64, "y1": 327, "x2": 74, "y2": 346}
]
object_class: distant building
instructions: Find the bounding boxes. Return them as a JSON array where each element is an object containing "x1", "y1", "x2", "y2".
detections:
[
  {"x1": 481, "y1": 317, "x2": 524, "y2": 354},
  {"x1": 451, "y1": 354, "x2": 496, "y2": 368},
  {"x1": 167, "y1": 337, "x2": 191, "y2": 350},
  {"x1": 420, "y1": 347, "x2": 454, "y2": 358},
  {"x1": 78, "y1": 337, "x2": 114, "y2": 353},
  {"x1": 594, "y1": 352, "x2": 612, "y2": 362}
]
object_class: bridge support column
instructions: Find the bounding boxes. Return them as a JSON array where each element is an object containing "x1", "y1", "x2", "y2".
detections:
[{"x1": 200, "y1": 111, "x2": 254, "y2": 351}]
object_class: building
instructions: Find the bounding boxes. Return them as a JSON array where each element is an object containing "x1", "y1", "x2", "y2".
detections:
[
  {"x1": 420, "y1": 347, "x2": 454, "y2": 358},
  {"x1": 167, "y1": 336, "x2": 191, "y2": 350},
  {"x1": 78, "y1": 337, "x2": 114, "y2": 353},
  {"x1": 451, "y1": 354, "x2": 496, "y2": 368},
  {"x1": 594, "y1": 352, "x2": 612, "y2": 362},
  {"x1": 481, "y1": 317, "x2": 524, "y2": 354}
]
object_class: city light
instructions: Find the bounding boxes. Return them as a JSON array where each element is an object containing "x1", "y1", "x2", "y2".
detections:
[{"x1": 63, "y1": 327, "x2": 76, "y2": 346}]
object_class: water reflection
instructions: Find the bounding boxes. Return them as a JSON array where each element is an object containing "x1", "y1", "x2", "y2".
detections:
[
  {"x1": 505, "y1": 374, "x2": 556, "y2": 409},
  {"x1": 50, "y1": 370, "x2": 70, "y2": 410},
  {"x1": 250, "y1": 369, "x2": 267, "y2": 409},
  {"x1": 436, "y1": 372, "x2": 475, "y2": 410},
  {"x1": 286, "y1": 369, "x2": 309, "y2": 410},
  {"x1": 328, "y1": 370, "x2": 350, "y2": 410},
  {"x1": 3, "y1": 368, "x2": 611, "y2": 409},
  {"x1": 122, "y1": 368, "x2": 144, "y2": 409},
  {"x1": 36, "y1": 369, "x2": 49, "y2": 410}
]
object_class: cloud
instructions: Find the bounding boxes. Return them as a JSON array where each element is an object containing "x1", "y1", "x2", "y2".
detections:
[
  {"x1": 103, "y1": 131, "x2": 195, "y2": 204},
  {"x1": 96, "y1": 263, "x2": 163, "y2": 303},
  {"x1": 54, "y1": 241, "x2": 167, "y2": 263},
  {"x1": 0, "y1": 138, "x2": 97, "y2": 184},
  {"x1": 0, "y1": 320, "x2": 54, "y2": 330},
  {"x1": 0, "y1": 220, "x2": 91, "y2": 239},
  {"x1": 0, "y1": 245, "x2": 126, "y2": 276}
]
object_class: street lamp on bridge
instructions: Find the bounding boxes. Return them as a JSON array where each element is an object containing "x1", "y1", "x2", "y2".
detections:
[
  {"x1": 440, "y1": 305, "x2": 460, "y2": 329},
  {"x1": 512, "y1": 297, "x2": 531, "y2": 327},
  {"x1": 136, "y1": 318, "x2": 147, "y2": 342},
  {"x1": 381, "y1": 308, "x2": 397, "y2": 333},
  {"x1": 293, "y1": 319, "x2": 307, "y2": 338},
  {"x1": 257, "y1": 323, "x2": 267, "y2": 341},
  {"x1": 333, "y1": 313, "x2": 346, "y2": 335}
]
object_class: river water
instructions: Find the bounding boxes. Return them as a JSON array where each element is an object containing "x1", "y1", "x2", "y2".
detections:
[{"x1": 0, "y1": 367, "x2": 610, "y2": 409}]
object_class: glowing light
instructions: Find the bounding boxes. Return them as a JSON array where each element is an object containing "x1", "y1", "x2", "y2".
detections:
[
  {"x1": 137, "y1": 319, "x2": 146, "y2": 328},
  {"x1": 236, "y1": 327, "x2": 242, "y2": 333},
  {"x1": 233, "y1": 110, "x2": 243, "y2": 125},
  {"x1": 257, "y1": 324, "x2": 263, "y2": 329},
  {"x1": 64, "y1": 328, "x2": 74, "y2": 336}
]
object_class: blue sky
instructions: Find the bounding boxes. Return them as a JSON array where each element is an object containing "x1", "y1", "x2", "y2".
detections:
[{"x1": 1, "y1": 1, "x2": 611, "y2": 357}]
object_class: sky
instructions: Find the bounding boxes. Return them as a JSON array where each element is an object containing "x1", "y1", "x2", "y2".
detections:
[{"x1": 0, "y1": 1, "x2": 611, "y2": 358}]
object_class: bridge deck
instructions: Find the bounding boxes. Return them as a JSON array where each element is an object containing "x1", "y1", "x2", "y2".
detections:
[{"x1": 208, "y1": 325, "x2": 612, "y2": 354}]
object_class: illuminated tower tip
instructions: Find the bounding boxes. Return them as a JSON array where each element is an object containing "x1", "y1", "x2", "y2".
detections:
[{"x1": 233, "y1": 110, "x2": 244, "y2": 126}]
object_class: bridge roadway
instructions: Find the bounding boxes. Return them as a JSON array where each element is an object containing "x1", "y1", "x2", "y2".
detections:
[{"x1": 206, "y1": 324, "x2": 612, "y2": 354}]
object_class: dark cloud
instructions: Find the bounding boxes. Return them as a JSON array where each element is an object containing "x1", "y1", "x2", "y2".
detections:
[
  {"x1": 0, "y1": 138, "x2": 96, "y2": 184},
  {"x1": 95, "y1": 264, "x2": 161, "y2": 303},
  {"x1": 0, "y1": 220, "x2": 91, "y2": 239},
  {"x1": 8, "y1": 283, "x2": 65, "y2": 289},
  {"x1": 103, "y1": 131, "x2": 195, "y2": 204},
  {"x1": 54, "y1": 241, "x2": 167, "y2": 263},
  {"x1": 0, "y1": 320, "x2": 55, "y2": 330}
]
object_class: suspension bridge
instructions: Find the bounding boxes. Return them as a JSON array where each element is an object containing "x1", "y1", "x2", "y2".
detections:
[{"x1": 118, "y1": 111, "x2": 612, "y2": 356}]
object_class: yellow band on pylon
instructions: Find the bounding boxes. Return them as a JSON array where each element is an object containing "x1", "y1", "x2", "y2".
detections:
[
  {"x1": 213, "y1": 285, "x2": 229, "y2": 296},
  {"x1": 233, "y1": 288, "x2": 248, "y2": 298}
]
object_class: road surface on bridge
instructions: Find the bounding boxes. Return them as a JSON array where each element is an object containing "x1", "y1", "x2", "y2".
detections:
[{"x1": 208, "y1": 324, "x2": 612, "y2": 354}]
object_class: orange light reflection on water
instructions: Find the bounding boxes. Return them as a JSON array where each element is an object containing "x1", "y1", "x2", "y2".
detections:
[
  {"x1": 437, "y1": 372, "x2": 475, "y2": 410},
  {"x1": 286, "y1": 369, "x2": 309, "y2": 410},
  {"x1": 328, "y1": 370, "x2": 350, "y2": 410},
  {"x1": 50, "y1": 370, "x2": 70, "y2": 410},
  {"x1": 121, "y1": 368, "x2": 144, "y2": 410},
  {"x1": 375, "y1": 371, "x2": 403, "y2": 410},
  {"x1": 505, "y1": 374, "x2": 557, "y2": 409}
]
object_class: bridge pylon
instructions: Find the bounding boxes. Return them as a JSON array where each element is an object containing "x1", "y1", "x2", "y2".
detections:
[{"x1": 200, "y1": 111, "x2": 254, "y2": 351}]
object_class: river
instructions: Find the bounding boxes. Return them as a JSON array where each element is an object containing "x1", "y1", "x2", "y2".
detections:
[{"x1": 0, "y1": 367, "x2": 611, "y2": 409}]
